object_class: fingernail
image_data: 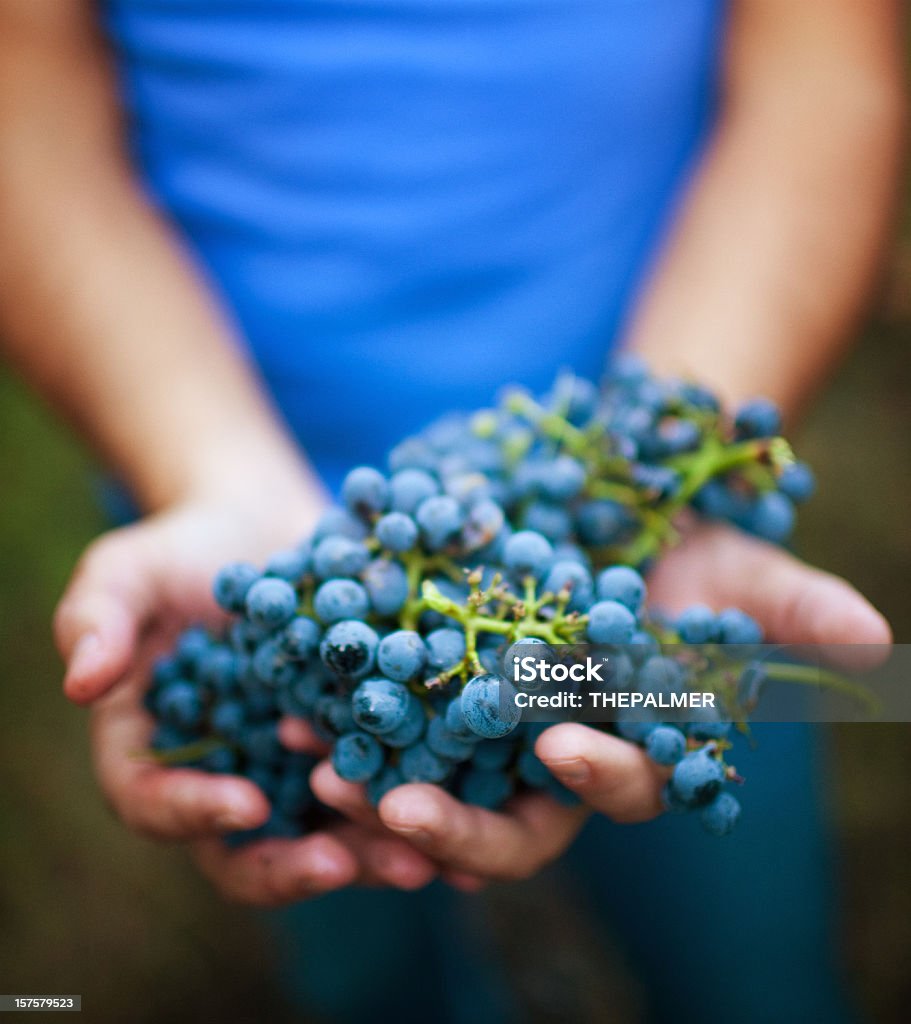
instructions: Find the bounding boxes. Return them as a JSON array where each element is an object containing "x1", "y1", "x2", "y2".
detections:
[
  {"x1": 544, "y1": 758, "x2": 591, "y2": 785},
  {"x1": 384, "y1": 822, "x2": 433, "y2": 845},
  {"x1": 68, "y1": 632, "x2": 102, "y2": 680},
  {"x1": 215, "y1": 811, "x2": 253, "y2": 831}
]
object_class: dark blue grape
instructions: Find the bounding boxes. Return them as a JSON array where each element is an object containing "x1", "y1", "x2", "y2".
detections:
[
  {"x1": 363, "y1": 558, "x2": 409, "y2": 617},
  {"x1": 460, "y1": 768, "x2": 513, "y2": 809},
  {"x1": 312, "y1": 536, "x2": 370, "y2": 580},
  {"x1": 245, "y1": 578, "x2": 298, "y2": 630},
  {"x1": 669, "y1": 748, "x2": 725, "y2": 808},
  {"x1": 700, "y1": 791, "x2": 741, "y2": 836},
  {"x1": 213, "y1": 562, "x2": 260, "y2": 613},
  {"x1": 375, "y1": 512, "x2": 418, "y2": 552},
  {"x1": 426, "y1": 717, "x2": 476, "y2": 762},
  {"x1": 313, "y1": 579, "x2": 369, "y2": 624},
  {"x1": 342, "y1": 466, "x2": 389, "y2": 518},
  {"x1": 319, "y1": 620, "x2": 379, "y2": 680},
  {"x1": 351, "y1": 677, "x2": 412, "y2": 735},
  {"x1": 645, "y1": 725, "x2": 687, "y2": 766},
  {"x1": 332, "y1": 731, "x2": 384, "y2": 783},
  {"x1": 415, "y1": 495, "x2": 464, "y2": 550},
  {"x1": 377, "y1": 630, "x2": 427, "y2": 682},
  {"x1": 595, "y1": 566, "x2": 646, "y2": 614},
  {"x1": 461, "y1": 674, "x2": 521, "y2": 739},
  {"x1": 586, "y1": 600, "x2": 637, "y2": 644},
  {"x1": 676, "y1": 604, "x2": 719, "y2": 644},
  {"x1": 400, "y1": 741, "x2": 452, "y2": 783},
  {"x1": 734, "y1": 398, "x2": 781, "y2": 439},
  {"x1": 503, "y1": 530, "x2": 553, "y2": 581}
]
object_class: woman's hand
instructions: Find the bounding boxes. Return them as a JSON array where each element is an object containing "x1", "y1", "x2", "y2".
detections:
[
  {"x1": 55, "y1": 493, "x2": 439, "y2": 904},
  {"x1": 325, "y1": 521, "x2": 891, "y2": 887}
]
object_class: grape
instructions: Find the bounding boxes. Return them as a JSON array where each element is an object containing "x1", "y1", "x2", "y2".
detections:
[
  {"x1": 400, "y1": 741, "x2": 452, "y2": 783},
  {"x1": 460, "y1": 674, "x2": 521, "y2": 739},
  {"x1": 470, "y1": 736, "x2": 515, "y2": 771},
  {"x1": 199, "y1": 646, "x2": 239, "y2": 691},
  {"x1": 156, "y1": 681, "x2": 204, "y2": 730},
  {"x1": 460, "y1": 768, "x2": 513, "y2": 809},
  {"x1": 176, "y1": 627, "x2": 211, "y2": 672},
  {"x1": 540, "y1": 455, "x2": 586, "y2": 501},
  {"x1": 148, "y1": 363, "x2": 818, "y2": 842},
  {"x1": 425, "y1": 628, "x2": 466, "y2": 675},
  {"x1": 676, "y1": 604, "x2": 718, "y2": 644},
  {"x1": 313, "y1": 693, "x2": 358, "y2": 738},
  {"x1": 375, "y1": 512, "x2": 418, "y2": 552},
  {"x1": 213, "y1": 562, "x2": 260, "y2": 613},
  {"x1": 377, "y1": 630, "x2": 427, "y2": 682},
  {"x1": 700, "y1": 792, "x2": 741, "y2": 836},
  {"x1": 380, "y1": 695, "x2": 427, "y2": 747},
  {"x1": 778, "y1": 461, "x2": 815, "y2": 503},
  {"x1": 586, "y1": 600, "x2": 636, "y2": 645},
  {"x1": 415, "y1": 495, "x2": 464, "y2": 550},
  {"x1": 517, "y1": 748, "x2": 552, "y2": 787},
  {"x1": 281, "y1": 615, "x2": 321, "y2": 660},
  {"x1": 426, "y1": 717, "x2": 476, "y2": 762},
  {"x1": 717, "y1": 607, "x2": 763, "y2": 646},
  {"x1": 523, "y1": 501, "x2": 572, "y2": 543},
  {"x1": 389, "y1": 468, "x2": 440, "y2": 514},
  {"x1": 265, "y1": 547, "x2": 310, "y2": 582},
  {"x1": 351, "y1": 677, "x2": 412, "y2": 735},
  {"x1": 503, "y1": 530, "x2": 553, "y2": 581},
  {"x1": 252, "y1": 637, "x2": 298, "y2": 687},
  {"x1": 462, "y1": 499, "x2": 505, "y2": 551},
  {"x1": 312, "y1": 536, "x2": 370, "y2": 580},
  {"x1": 319, "y1": 620, "x2": 379, "y2": 680},
  {"x1": 734, "y1": 398, "x2": 781, "y2": 439},
  {"x1": 645, "y1": 726, "x2": 687, "y2": 766},
  {"x1": 342, "y1": 466, "x2": 389, "y2": 517},
  {"x1": 366, "y1": 765, "x2": 405, "y2": 806},
  {"x1": 314, "y1": 579, "x2": 369, "y2": 624},
  {"x1": 747, "y1": 491, "x2": 795, "y2": 543},
  {"x1": 332, "y1": 731, "x2": 384, "y2": 783},
  {"x1": 542, "y1": 560, "x2": 594, "y2": 611},
  {"x1": 362, "y1": 558, "x2": 409, "y2": 617},
  {"x1": 669, "y1": 748, "x2": 725, "y2": 808},
  {"x1": 245, "y1": 578, "x2": 298, "y2": 630},
  {"x1": 313, "y1": 506, "x2": 369, "y2": 542},
  {"x1": 595, "y1": 566, "x2": 646, "y2": 614},
  {"x1": 575, "y1": 500, "x2": 630, "y2": 546}
]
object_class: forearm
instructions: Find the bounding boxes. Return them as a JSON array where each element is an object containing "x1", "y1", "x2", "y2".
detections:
[
  {"x1": 625, "y1": 0, "x2": 906, "y2": 418},
  {"x1": 0, "y1": 4, "x2": 322, "y2": 513}
]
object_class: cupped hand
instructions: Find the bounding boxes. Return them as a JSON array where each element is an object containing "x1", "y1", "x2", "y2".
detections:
[
  {"x1": 533, "y1": 520, "x2": 892, "y2": 817},
  {"x1": 55, "y1": 496, "x2": 439, "y2": 903},
  {"x1": 319, "y1": 521, "x2": 891, "y2": 886}
]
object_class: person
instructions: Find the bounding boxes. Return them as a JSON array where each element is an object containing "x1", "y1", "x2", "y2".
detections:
[{"x1": 0, "y1": 0, "x2": 902, "y2": 1020}]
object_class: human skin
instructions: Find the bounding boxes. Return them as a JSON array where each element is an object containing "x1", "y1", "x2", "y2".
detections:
[{"x1": 0, "y1": 0, "x2": 901, "y2": 899}]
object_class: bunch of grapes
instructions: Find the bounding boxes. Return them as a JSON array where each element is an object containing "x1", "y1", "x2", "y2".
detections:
[{"x1": 145, "y1": 357, "x2": 820, "y2": 842}]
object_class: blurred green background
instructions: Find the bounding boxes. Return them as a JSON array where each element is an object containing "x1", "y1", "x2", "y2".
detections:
[{"x1": 1, "y1": 190, "x2": 910, "y2": 1024}]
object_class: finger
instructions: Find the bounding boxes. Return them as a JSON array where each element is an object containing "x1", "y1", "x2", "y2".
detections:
[
  {"x1": 309, "y1": 760, "x2": 381, "y2": 829},
  {"x1": 331, "y1": 822, "x2": 438, "y2": 891},
  {"x1": 192, "y1": 833, "x2": 359, "y2": 906},
  {"x1": 278, "y1": 717, "x2": 332, "y2": 756},
  {"x1": 54, "y1": 533, "x2": 158, "y2": 704},
  {"x1": 650, "y1": 526, "x2": 892, "y2": 666},
  {"x1": 92, "y1": 682, "x2": 270, "y2": 839},
  {"x1": 379, "y1": 785, "x2": 587, "y2": 881},
  {"x1": 535, "y1": 724, "x2": 668, "y2": 823}
]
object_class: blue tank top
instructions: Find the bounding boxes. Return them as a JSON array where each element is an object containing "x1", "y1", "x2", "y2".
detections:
[{"x1": 104, "y1": 0, "x2": 724, "y2": 484}]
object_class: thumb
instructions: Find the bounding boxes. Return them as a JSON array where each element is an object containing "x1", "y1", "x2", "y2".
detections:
[
  {"x1": 656, "y1": 527, "x2": 892, "y2": 667},
  {"x1": 54, "y1": 530, "x2": 158, "y2": 704}
]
